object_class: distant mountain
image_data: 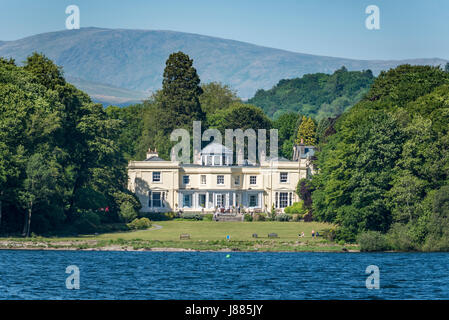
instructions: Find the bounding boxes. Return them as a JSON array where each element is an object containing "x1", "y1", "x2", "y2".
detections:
[
  {"x1": 66, "y1": 76, "x2": 147, "y2": 106},
  {"x1": 0, "y1": 27, "x2": 447, "y2": 103}
]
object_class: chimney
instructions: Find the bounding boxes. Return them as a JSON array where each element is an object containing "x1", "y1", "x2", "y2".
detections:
[
  {"x1": 300, "y1": 138, "x2": 304, "y2": 145},
  {"x1": 146, "y1": 147, "x2": 158, "y2": 159}
]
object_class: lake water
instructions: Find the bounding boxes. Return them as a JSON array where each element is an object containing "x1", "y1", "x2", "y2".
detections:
[{"x1": 0, "y1": 250, "x2": 448, "y2": 300}]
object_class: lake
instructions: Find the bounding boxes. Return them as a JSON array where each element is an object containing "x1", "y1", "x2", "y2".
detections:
[{"x1": 0, "y1": 250, "x2": 448, "y2": 299}]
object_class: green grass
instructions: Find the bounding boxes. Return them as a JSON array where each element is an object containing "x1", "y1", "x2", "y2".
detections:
[
  {"x1": 0, "y1": 221, "x2": 358, "y2": 252},
  {"x1": 95, "y1": 221, "x2": 332, "y2": 242}
]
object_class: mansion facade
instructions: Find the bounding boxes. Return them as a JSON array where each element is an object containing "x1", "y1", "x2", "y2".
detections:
[{"x1": 127, "y1": 142, "x2": 316, "y2": 214}]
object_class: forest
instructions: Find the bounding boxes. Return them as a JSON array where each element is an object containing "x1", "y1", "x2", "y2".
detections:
[{"x1": 247, "y1": 67, "x2": 374, "y2": 119}]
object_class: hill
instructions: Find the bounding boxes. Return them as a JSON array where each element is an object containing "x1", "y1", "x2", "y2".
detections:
[
  {"x1": 0, "y1": 27, "x2": 446, "y2": 103},
  {"x1": 248, "y1": 67, "x2": 375, "y2": 118}
]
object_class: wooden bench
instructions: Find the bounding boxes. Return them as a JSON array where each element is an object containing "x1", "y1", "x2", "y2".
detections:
[
  {"x1": 179, "y1": 233, "x2": 190, "y2": 240},
  {"x1": 268, "y1": 233, "x2": 278, "y2": 238},
  {"x1": 252, "y1": 233, "x2": 258, "y2": 238}
]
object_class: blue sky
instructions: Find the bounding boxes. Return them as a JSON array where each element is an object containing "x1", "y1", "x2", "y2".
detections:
[{"x1": 1, "y1": 0, "x2": 448, "y2": 60}]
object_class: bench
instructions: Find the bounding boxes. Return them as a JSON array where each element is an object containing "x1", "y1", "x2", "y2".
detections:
[
  {"x1": 252, "y1": 233, "x2": 258, "y2": 238},
  {"x1": 179, "y1": 233, "x2": 190, "y2": 240},
  {"x1": 268, "y1": 233, "x2": 278, "y2": 238}
]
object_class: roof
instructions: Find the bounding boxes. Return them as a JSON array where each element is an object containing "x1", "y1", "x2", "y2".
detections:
[
  {"x1": 200, "y1": 142, "x2": 232, "y2": 155},
  {"x1": 144, "y1": 155, "x2": 165, "y2": 162},
  {"x1": 266, "y1": 156, "x2": 290, "y2": 162}
]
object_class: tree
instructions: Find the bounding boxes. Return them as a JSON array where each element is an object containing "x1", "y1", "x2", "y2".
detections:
[
  {"x1": 19, "y1": 153, "x2": 58, "y2": 237},
  {"x1": 310, "y1": 65, "x2": 449, "y2": 243},
  {"x1": 296, "y1": 116, "x2": 316, "y2": 145},
  {"x1": 160, "y1": 51, "x2": 205, "y2": 128},
  {"x1": 200, "y1": 82, "x2": 240, "y2": 122},
  {"x1": 23, "y1": 52, "x2": 65, "y2": 90},
  {"x1": 247, "y1": 68, "x2": 374, "y2": 118},
  {"x1": 208, "y1": 102, "x2": 272, "y2": 132},
  {"x1": 273, "y1": 112, "x2": 299, "y2": 159},
  {"x1": 445, "y1": 62, "x2": 449, "y2": 73}
]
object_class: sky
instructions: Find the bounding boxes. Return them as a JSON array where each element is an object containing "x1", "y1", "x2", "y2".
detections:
[{"x1": 0, "y1": 0, "x2": 448, "y2": 60}]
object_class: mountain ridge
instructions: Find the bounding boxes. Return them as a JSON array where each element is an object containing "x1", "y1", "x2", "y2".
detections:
[{"x1": 0, "y1": 27, "x2": 446, "y2": 103}]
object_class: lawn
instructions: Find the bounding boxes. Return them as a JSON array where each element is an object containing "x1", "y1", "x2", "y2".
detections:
[
  {"x1": 95, "y1": 220, "x2": 334, "y2": 242},
  {"x1": 0, "y1": 221, "x2": 354, "y2": 252}
]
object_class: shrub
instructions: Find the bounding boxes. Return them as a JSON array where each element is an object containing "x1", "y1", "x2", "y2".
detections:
[
  {"x1": 253, "y1": 214, "x2": 266, "y2": 221},
  {"x1": 275, "y1": 214, "x2": 291, "y2": 222},
  {"x1": 203, "y1": 213, "x2": 213, "y2": 221},
  {"x1": 357, "y1": 231, "x2": 389, "y2": 252},
  {"x1": 291, "y1": 214, "x2": 301, "y2": 222},
  {"x1": 284, "y1": 202, "x2": 306, "y2": 214},
  {"x1": 119, "y1": 201, "x2": 138, "y2": 223},
  {"x1": 321, "y1": 228, "x2": 337, "y2": 241},
  {"x1": 386, "y1": 223, "x2": 416, "y2": 251},
  {"x1": 127, "y1": 217, "x2": 152, "y2": 230},
  {"x1": 72, "y1": 210, "x2": 101, "y2": 234},
  {"x1": 180, "y1": 213, "x2": 203, "y2": 220},
  {"x1": 244, "y1": 214, "x2": 253, "y2": 222},
  {"x1": 141, "y1": 212, "x2": 176, "y2": 221}
]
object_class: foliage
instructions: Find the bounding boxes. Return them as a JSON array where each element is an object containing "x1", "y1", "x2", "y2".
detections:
[
  {"x1": 119, "y1": 201, "x2": 138, "y2": 223},
  {"x1": 244, "y1": 214, "x2": 253, "y2": 222},
  {"x1": 357, "y1": 231, "x2": 389, "y2": 252},
  {"x1": 203, "y1": 213, "x2": 213, "y2": 221},
  {"x1": 248, "y1": 67, "x2": 374, "y2": 118},
  {"x1": 284, "y1": 202, "x2": 306, "y2": 214},
  {"x1": 321, "y1": 228, "x2": 338, "y2": 242},
  {"x1": 180, "y1": 213, "x2": 203, "y2": 220},
  {"x1": 127, "y1": 217, "x2": 152, "y2": 230},
  {"x1": 200, "y1": 82, "x2": 240, "y2": 124},
  {"x1": 0, "y1": 52, "x2": 131, "y2": 236},
  {"x1": 72, "y1": 210, "x2": 102, "y2": 234},
  {"x1": 296, "y1": 179, "x2": 314, "y2": 209},
  {"x1": 296, "y1": 116, "x2": 316, "y2": 145},
  {"x1": 272, "y1": 112, "x2": 300, "y2": 159},
  {"x1": 275, "y1": 214, "x2": 291, "y2": 222},
  {"x1": 141, "y1": 212, "x2": 176, "y2": 221},
  {"x1": 309, "y1": 64, "x2": 449, "y2": 248},
  {"x1": 253, "y1": 214, "x2": 266, "y2": 221},
  {"x1": 208, "y1": 102, "x2": 272, "y2": 132}
]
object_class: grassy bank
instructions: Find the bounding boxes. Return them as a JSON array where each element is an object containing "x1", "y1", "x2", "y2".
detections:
[{"x1": 0, "y1": 221, "x2": 359, "y2": 252}]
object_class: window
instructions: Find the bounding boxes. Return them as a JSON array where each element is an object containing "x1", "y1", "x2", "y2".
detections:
[
  {"x1": 183, "y1": 194, "x2": 191, "y2": 208},
  {"x1": 207, "y1": 156, "x2": 212, "y2": 166},
  {"x1": 279, "y1": 192, "x2": 288, "y2": 208},
  {"x1": 183, "y1": 175, "x2": 190, "y2": 185},
  {"x1": 217, "y1": 175, "x2": 224, "y2": 185},
  {"x1": 149, "y1": 191, "x2": 163, "y2": 207},
  {"x1": 234, "y1": 175, "x2": 240, "y2": 185},
  {"x1": 216, "y1": 194, "x2": 225, "y2": 207},
  {"x1": 280, "y1": 172, "x2": 288, "y2": 183},
  {"x1": 249, "y1": 195, "x2": 258, "y2": 207},
  {"x1": 199, "y1": 194, "x2": 206, "y2": 208},
  {"x1": 152, "y1": 172, "x2": 161, "y2": 182},
  {"x1": 201, "y1": 175, "x2": 206, "y2": 185},
  {"x1": 250, "y1": 176, "x2": 257, "y2": 185},
  {"x1": 214, "y1": 155, "x2": 220, "y2": 166}
]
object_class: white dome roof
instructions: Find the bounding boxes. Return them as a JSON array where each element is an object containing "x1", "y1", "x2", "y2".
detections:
[{"x1": 201, "y1": 142, "x2": 232, "y2": 155}]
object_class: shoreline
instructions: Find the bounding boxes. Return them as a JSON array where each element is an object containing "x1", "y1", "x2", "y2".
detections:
[
  {"x1": 0, "y1": 247, "x2": 360, "y2": 253},
  {"x1": 0, "y1": 240, "x2": 359, "y2": 253}
]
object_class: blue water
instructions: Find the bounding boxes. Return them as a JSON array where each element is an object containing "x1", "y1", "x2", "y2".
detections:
[{"x1": 0, "y1": 250, "x2": 448, "y2": 299}]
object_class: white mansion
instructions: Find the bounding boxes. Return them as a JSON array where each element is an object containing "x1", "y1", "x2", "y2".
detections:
[{"x1": 127, "y1": 142, "x2": 315, "y2": 214}]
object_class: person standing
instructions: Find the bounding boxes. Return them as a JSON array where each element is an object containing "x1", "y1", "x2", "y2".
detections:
[{"x1": 312, "y1": 229, "x2": 315, "y2": 239}]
